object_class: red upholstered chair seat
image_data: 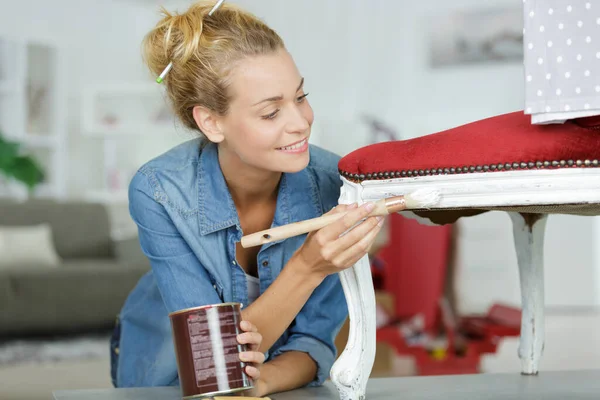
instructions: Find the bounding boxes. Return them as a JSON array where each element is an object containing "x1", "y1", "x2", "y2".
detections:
[{"x1": 338, "y1": 111, "x2": 600, "y2": 182}]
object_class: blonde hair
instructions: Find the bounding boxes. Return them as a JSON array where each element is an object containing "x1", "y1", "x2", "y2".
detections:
[{"x1": 142, "y1": 1, "x2": 284, "y2": 134}]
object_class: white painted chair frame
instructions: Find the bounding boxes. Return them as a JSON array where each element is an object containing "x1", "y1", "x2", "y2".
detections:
[{"x1": 330, "y1": 168, "x2": 600, "y2": 400}]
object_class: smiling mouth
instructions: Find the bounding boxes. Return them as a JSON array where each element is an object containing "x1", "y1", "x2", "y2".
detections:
[{"x1": 276, "y1": 138, "x2": 308, "y2": 151}]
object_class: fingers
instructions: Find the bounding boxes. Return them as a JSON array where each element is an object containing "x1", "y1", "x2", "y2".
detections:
[
  {"x1": 237, "y1": 331, "x2": 262, "y2": 351},
  {"x1": 244, "y1": 365, "x2": 261, "y2": 380},
  {"x1": 303, "y1": 203, "x2": 357, "y2": 243},
  {"x1": 240, "y1": 320, "x2": 258, "y2": 333},
  {"x1": 332, "y1": 215, "x2": 382, "y2": 254},
  {"x1": 331, "y1": 216, "x2": 384, "y2": 268},
  {"x1": 327, "y1": 203, "x2": 357, "y2": 215},
  {"x1": 239, "y1": 351, "x2": 266, "y2": 365},
  {"x1": 318, "y1": 202, "x2": 376, "y2": 242}
]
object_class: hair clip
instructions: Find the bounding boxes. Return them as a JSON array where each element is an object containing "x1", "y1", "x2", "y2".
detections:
[
  {"x1": 156, "y1": 62, "x2": 173, "y2": 84},
  {"x1": 208, "y1": 0, "x2": 225, "y2": 16},
  {"x1": 156, "y1": 0, "x2": 226, "y2": 84}
]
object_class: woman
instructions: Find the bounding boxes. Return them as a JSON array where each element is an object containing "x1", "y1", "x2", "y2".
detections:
[{"x1": 110, "y1": 1, "x2": 383, "y2": 396}]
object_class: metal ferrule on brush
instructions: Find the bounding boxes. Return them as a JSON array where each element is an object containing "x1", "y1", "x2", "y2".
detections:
[{"x1": 384, "y1": 197, "x2": 407, "y2": 213}]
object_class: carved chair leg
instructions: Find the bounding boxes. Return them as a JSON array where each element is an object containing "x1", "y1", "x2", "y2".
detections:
[
  {"x1": 331, "y1": 255, "x2": 376, "y2": 400},
  {"x1": 331, "y1": 182, "x2": 376, "y2": 400},
  {"x1": 509, "y1": 212, "x2": 548, "y2": 375}
]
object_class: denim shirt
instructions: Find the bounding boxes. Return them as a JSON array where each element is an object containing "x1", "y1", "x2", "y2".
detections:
[{"x1": 113, "y1": 139, "x2": 348, "y2": 388}]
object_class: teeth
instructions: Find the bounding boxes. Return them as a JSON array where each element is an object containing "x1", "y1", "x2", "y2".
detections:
[{"x1": 279, "y1": 139, "x2": 306, "y2": 151}]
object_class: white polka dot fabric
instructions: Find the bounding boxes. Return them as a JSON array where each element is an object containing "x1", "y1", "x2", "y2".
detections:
[{"x1": 523, "y1": 1, "x2": 600, "y2": 124}]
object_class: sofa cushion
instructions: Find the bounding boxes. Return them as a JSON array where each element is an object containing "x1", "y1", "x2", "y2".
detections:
[
  {"x1": 338, "y1": 111, "x2": 600, "y2": 182},
  {"x1": 0, "y1": 259, "x2": 150, "y2": 335},
  {"x1": 0, "y1": 200, "x2": 113, "y2": 259},
  {"x1": 0, "y1": 224, "x2": 61, "y2": 270}
]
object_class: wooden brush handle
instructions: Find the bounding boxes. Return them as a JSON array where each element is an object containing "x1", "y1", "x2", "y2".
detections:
[{"x1": 240, "y1": 199, "x2": 389, "y2": 248}]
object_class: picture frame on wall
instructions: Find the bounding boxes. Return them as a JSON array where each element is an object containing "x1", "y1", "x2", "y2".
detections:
[{"x1": 428, "y1": 7, "x2": 523, "y2": 68}]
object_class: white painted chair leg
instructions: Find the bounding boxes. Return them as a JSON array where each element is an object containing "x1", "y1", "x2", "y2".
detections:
[
  {"x1": 331, "y1": 179, "x2": 376, "y2": 400},
  {"x1": 509, "y1": 212, "x2": 548, "y2": 375},
  {"x1": 331, "y1": 255, "x2": 376, "y2": 400}
]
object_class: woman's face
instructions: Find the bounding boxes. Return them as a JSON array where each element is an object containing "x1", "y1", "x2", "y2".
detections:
[{"x1": 217, "y1": 48, "x2": 314, "y2": 174}]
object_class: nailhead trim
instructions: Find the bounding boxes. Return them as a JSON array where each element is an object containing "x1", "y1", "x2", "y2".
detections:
[{"x1": 339, "y1": 159, "x2": 600, "y2": 182}]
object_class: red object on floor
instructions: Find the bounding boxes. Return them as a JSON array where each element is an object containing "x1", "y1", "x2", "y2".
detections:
[
  {"x1": 377, "y1": 303, "x2": 521, "y2": 376},
  {"x1": 374, "y1": 213, "x2": 521, "y2": 376},
  {"x1": 459, "y1": 304, "x2": 521, "y2": 356},
  {"x1": 414, "y1": 349, "x2": 481, "y2": 376},
  {"x1": 461, "y1": 304, "x2": 521, "y2": 339},
  {"x1": 376, "y1": 320, "x2": 483, "y2": 376}
]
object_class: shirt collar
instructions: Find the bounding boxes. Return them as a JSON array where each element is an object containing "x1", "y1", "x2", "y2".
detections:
[{"x1": 198, "y1": 142, "x2": 323, "y2": 237}]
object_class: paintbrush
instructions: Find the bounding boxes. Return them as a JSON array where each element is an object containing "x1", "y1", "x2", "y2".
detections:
[{"x1": 240, "y1": 188, "x2": 441, "y2": 248}]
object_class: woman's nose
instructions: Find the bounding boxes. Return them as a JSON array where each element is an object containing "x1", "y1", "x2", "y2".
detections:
[{"x1": 286, "y1": 105, "x2": 310, "y2": 133}]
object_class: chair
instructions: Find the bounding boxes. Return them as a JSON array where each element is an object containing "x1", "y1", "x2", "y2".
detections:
[{"x1": 329, "y1": 111, "x2": 600, "y2": 400}]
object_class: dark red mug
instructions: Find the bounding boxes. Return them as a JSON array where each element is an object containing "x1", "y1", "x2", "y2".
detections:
[{"x1": 169, "y1": 302, "x2": 253, "y2": 399}]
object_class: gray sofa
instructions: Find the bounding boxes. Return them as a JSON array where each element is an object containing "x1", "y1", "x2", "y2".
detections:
[{"x1": 0, "y1": 199, "x2": 149, "y2": 336}]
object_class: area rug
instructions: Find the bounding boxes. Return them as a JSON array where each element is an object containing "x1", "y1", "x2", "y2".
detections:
[{"x1": 0, "y1": 333, "x2": 111, "y2": 366}]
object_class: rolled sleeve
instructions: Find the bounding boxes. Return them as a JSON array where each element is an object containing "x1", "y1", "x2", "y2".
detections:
[
  {"x1": 269, "y1": 333, "x2": 336, "y2": 387},
  {"x1": 269, "y1": 273, "x2": 348, "y2": 386}
]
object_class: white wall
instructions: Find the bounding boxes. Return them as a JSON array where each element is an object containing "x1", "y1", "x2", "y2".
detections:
[{"x1": 0, "y1": 0, "x2": 166, "y2": 197}]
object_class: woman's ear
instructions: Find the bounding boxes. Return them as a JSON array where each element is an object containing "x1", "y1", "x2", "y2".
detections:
[{"x1": 193, "y1": 106, "x2": 225, "y2": 143}]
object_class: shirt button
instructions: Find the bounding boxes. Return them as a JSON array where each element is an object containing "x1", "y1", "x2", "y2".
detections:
[
  {"x1": 232, "y1": 260, "x2": 236, "y2": 265},
  {"x1": 262, "y1": 261, "x2": 269, "y2": 267}
]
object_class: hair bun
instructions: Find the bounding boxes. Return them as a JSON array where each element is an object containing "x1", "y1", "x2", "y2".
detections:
[{"x1": 141, "y1": 0, "x2": 284, "y2": 134}]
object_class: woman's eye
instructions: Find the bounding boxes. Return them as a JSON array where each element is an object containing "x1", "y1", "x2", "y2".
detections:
[
  {"x1": 297, "y1": 93, "x2": 310, "y2": 103},
  {"x1": 262, "y1": 109, "x2": 279, "y2": 120},
  {"x1": 261, "y1": 93, "x2": 309, "y2": 120}
]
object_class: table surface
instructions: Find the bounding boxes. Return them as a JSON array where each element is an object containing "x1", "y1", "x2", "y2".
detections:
[{"x1": 53, "y1": 369, "x2": 600, "y2": 400}]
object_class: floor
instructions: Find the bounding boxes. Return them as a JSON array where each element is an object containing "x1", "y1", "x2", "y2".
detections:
[{"x1": 1, "y1": 312, "x2": 599, "y2": 400}]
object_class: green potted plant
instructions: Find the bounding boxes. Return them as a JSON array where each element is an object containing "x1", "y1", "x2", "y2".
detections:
[{"x1": 0, "y1": 131, "x2": 45, "y2": 194}]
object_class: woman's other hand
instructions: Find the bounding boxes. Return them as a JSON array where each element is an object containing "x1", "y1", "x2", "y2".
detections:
[{"x1": 237, "y1": 320, "x2": 267, "y2": 396}]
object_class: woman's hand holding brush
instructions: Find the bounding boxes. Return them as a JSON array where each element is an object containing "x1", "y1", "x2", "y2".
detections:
[
  {"x1": 239, "y1": 189, "x2": 440, "y2": 282},
  {"x1": 289, "y1": 202, "x2": 384, "y2": 280},
  {"x1": 241, "y1": 189, "x2": 440, "y2": 249}
]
